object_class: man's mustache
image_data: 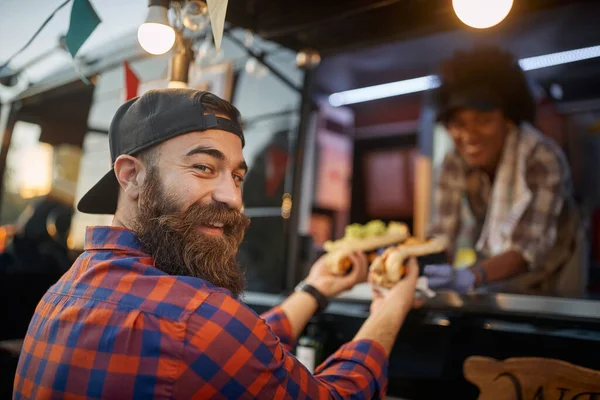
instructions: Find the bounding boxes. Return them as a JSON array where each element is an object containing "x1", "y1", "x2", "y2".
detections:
[{"x1": 152, "y1": 201, "x2": 250, "y2": 237}]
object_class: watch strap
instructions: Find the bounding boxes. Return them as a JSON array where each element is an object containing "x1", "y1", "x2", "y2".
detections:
[{"x1": 296, "y1": 282, "x2": 329, "y2": 315}]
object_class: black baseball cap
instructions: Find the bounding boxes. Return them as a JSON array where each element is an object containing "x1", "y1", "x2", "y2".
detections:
[
  {"x1": 436, "y1": 86, "x2": 503, "y2": 124},
  {"x1": 77, "y1": 88, "x2": 245, "y2": 215}
]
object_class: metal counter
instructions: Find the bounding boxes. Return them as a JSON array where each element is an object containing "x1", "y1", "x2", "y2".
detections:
[
  {"x1": 243, "y1": 285, "x2": 600, "y2": 399},
  {"x1": 243, "y1": 283, "x2": 600, "y2": 323}
]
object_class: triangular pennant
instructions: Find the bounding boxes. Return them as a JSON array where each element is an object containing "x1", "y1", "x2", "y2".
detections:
[
  {"x1": 206, "y1": 0, "x2": 228, "y2": 53},
  {"x1": 65, "y1": 0, "x2": 101, "y2": 58},
  {"x1": 123, "y1": 61, "x2": 140, "y2": 101}
]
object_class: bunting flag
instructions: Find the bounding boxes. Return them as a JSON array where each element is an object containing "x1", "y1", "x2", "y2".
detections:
[
  {"x1": 65, "y1": 0, "x2": 101, "y2": 58},
  {"x1": 206, "y1": 0, "x2": 228, "y2": 53},
  {"x1": 124, "y1": 61, "x2": 140, "y2": 101}
]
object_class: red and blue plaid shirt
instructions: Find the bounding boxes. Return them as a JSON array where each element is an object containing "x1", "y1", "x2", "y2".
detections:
[{"x1": 14, "y1": 226, "x2": 388, "y2": 399}]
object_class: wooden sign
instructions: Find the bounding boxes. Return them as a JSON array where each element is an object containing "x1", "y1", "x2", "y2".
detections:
[{"x1": 464, "y1": 356, "x2": 600, "y2": 400}]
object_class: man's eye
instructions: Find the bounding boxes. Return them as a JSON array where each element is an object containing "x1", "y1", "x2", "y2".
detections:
[
  {"x1": 193, "y1": 165, "x2": 212, "y2": 173},
  {"x1": 234, "y1": 175, "x2": 245, "y2": 184}
]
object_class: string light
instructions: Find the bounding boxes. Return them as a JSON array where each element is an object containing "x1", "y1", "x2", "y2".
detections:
[
  {"x1": 452, "y1": 0, "x2": 514, "y2": 29},
  {"x1": 138, "y1": 2, "x2": 176, "y2": 55}
]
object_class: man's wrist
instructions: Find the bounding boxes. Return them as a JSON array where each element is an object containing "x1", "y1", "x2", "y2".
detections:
[
  {"x1": 294, "y1": 281, "x2": 329, "y2": 315},
  {"x1": 304, "y1": 278, "x2": 331, "y2": 298},
  {"x1": 372, "y1": 301, "x2": 411, "y2": 323}
]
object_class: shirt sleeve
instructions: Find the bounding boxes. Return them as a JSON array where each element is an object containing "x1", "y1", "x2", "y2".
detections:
[
  {"x1": 260, "y1": 306, "x2": 294, "y2": 351},
  {"x1": 428, "y1": 152, "x2": 464, "y2": 254},
  {"x1": 509, "y1": 142, "x2": 570, "y2": 269},
  {"x1": 173, "y1": 292, "x2": 388, "y2": 399}
]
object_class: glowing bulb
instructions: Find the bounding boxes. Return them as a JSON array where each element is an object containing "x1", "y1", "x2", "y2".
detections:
[
  {"x1": 452, "y1": 0, "x2": 513, "y2": 29},
  {"x1": 138, "y1": 23, "x2": 175, "y2": 55},
  {"x1": 138, "y1": 5, "x2": 176, "y2": 55}
]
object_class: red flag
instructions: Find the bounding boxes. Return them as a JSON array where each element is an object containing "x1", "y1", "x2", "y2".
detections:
[{"x1": 124, "y1": 61, "x2": 139, "y2": 101}]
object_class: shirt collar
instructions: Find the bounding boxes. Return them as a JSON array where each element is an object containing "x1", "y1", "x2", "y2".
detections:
[
  {"x1": 83, "y1": 226, "x2": 234, "y2": 296},
  {"x1": 84, "y1": 226, "x2": 147, "y2": 254}
]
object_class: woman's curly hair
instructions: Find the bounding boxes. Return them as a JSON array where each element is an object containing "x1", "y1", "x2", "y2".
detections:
[{"x1": 435, "y1": 46, "x2": 536, "y2": 124}]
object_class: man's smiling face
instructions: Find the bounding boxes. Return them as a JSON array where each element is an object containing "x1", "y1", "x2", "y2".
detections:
[{"x1": 132, "y1": 126, "x2": 251, "y2": 296}]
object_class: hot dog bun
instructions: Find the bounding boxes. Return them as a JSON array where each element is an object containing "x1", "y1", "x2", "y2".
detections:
[
  {"x1": 370, "y1": 236, "x2": 448, "y2": 288},
  {"x1": 323, "y1": 221, "x2": 409, "y2": 275}
]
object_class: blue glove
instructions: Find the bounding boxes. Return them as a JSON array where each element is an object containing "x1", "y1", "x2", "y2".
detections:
[
  {"x1": 376, "y1": 247, "x2": 388, "y2": 255},
  {"x1": 423, "y1": 264, "x2": 475, "y2": 293}
]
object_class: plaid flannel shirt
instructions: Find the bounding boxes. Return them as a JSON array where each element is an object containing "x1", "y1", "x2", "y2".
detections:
[
  {"x1": 14, "y1": 226, "x2": 388, "y2": 399},
  {"x1": 430, "y1": 128, "x2": 573, "y2": 269}
]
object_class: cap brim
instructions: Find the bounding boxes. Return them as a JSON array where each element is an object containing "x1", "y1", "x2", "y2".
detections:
[
  {"x1": 77, "y1": 169, "x2": 120, "y2": 215},
  {"x1": 437, "y1": 91, "x2": 502, "y2": 122}
]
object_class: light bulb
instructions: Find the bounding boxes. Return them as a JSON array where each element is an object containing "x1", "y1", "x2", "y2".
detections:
[
  {"x1": 138, "y1": 5, "x2": 176, "y2": 55},
  {"x1": 138, "y1": 24, "x2": 176, "y2": 55},
  {"x1": 296, "y1": 50, "x2": 321, "y2": 69},
  {"x1": 182, "y1": 0, "x2": 210, "y2": 31},
  {"x1": 452, "y1": 0, "x2": 513, "y2": 29}
]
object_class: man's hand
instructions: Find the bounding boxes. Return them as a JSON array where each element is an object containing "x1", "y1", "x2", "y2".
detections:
[
  {"x1": 354, "y1": 258, "x2": 421, "y2": 355},
  {"x1": 305, "y1": 251, "x2": 368, "y2": 298},
  {"x1": 279, "y1": 252, "x2": 368, "y2": 340},
  {"x1": 369, "y1": 258, "x2": 422, "y2": 317},
  {"x1": 422, "y1": 264, "x2": 475, "y2": 293}
]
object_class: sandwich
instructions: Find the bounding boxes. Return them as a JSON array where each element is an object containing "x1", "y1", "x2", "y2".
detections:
[
  {"x1": 369, "y1": 236, "x2": 448, "y2": 289},
  {"x1": 323, "y1": 220, "x2": 410, "y2": 275}
]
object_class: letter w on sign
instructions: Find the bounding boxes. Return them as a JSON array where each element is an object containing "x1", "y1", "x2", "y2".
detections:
[{"x1": 463, "y1": 356, "x2": 600, "y2": 400}]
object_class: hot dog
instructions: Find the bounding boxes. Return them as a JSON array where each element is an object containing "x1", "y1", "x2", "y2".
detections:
[
  {"x1": 369, "y1": 236, "x2": 448, "y2": 289},
  {"x1": 323, "y1": 220, "x2": 410, "y2": 275}
]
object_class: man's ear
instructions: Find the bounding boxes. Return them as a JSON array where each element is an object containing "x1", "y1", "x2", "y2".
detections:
[{"x1": 114, "y1": 155, "x2": 147, "y2": 201}]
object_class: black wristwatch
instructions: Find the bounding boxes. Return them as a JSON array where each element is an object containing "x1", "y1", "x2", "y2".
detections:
[{"x1": 295, "y1": 281, "x2": 329, "y2": 315}]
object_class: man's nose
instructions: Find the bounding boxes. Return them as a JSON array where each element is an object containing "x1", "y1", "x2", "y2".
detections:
[{"x1": 212, "y1": 175, "x2": 243, "y2": 210}]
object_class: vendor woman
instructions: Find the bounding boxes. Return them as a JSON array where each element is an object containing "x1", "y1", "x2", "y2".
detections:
[{"x1": 424, "y1": 47, "x2": 584, "y2": 296}]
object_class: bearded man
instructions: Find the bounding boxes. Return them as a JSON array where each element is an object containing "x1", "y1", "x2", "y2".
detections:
[{"x1": 13, "y1": 89, "x2": 418, "y2": 399}]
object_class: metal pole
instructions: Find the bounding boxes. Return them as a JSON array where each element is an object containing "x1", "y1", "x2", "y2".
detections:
[
  {"x1": 414, "y1": 89, "x2": 436, "y2": 239},
  {"x1": 168, "y1": 29, "x2": 193, "y2": 87},
  {"x1": 0, "y1": 102, "x2": 19, "y2": 216},
  {"x1": 285, "y1": 67, "x2": 315, "y2": 292}
]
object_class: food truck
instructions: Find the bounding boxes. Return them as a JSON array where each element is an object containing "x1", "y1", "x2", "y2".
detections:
[{"x1": 1, "y1": 0, "x2": 600, "y2": 397}]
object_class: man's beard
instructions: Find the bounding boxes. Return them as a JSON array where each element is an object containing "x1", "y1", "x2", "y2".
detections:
[{"x1": 132, "y1": 168, "x2": 250, "y2": 297}]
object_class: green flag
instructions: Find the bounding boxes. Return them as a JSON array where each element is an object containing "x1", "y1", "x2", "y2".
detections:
[{"x1": 65, "y1": 0, "x2": 101, "y2": 57}]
